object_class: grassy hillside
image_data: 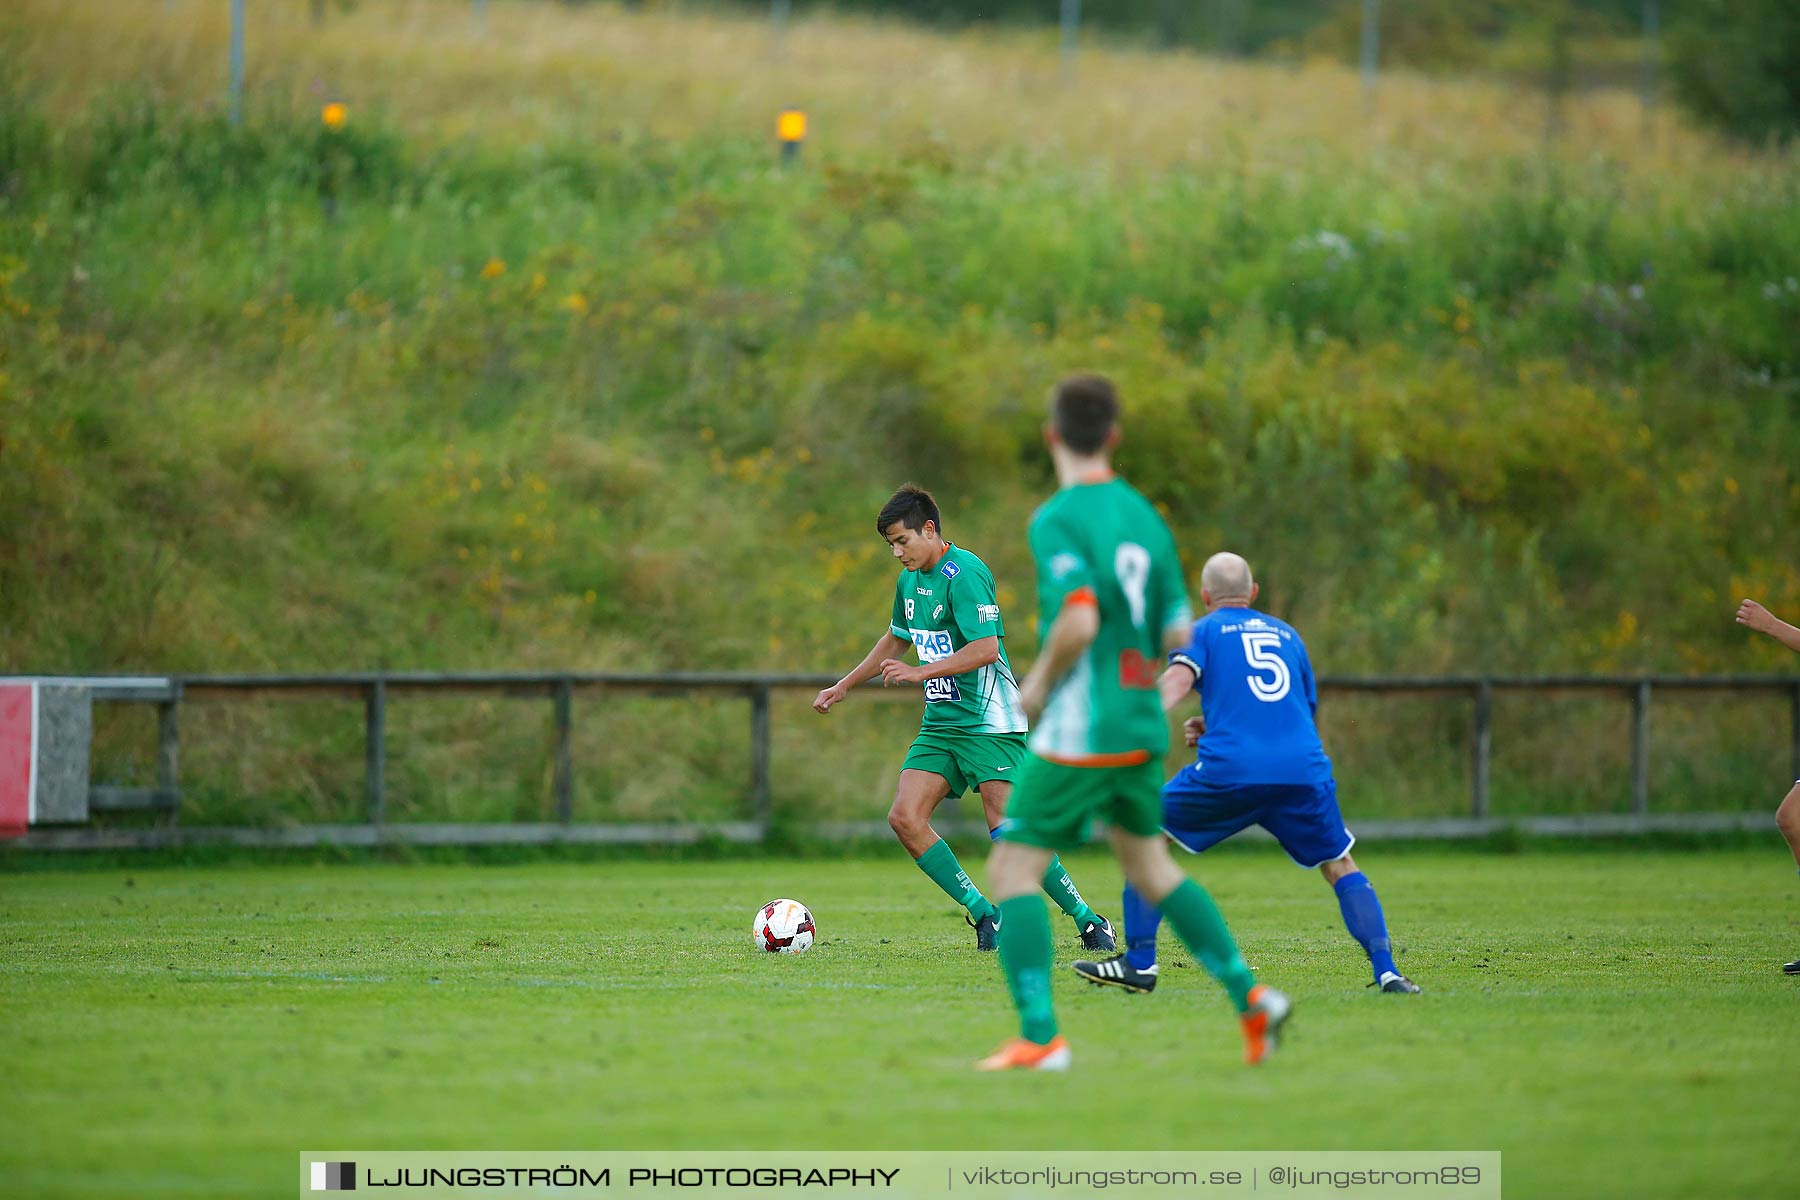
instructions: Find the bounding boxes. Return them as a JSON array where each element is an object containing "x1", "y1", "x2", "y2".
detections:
[{"x1": 1, "y1": 0, "x2": 1796, "y2": 824}]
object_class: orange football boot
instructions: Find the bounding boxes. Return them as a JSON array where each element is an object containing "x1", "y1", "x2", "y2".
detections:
[
  {"x1": 1240, "y1": 984, "x2": 1293, "y2": 1065},
  {"x1": 976, "y1": 1035, "x2": 1072, "y2": 1072}
]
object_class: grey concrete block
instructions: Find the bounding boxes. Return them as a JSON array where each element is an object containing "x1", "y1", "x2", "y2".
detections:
[{"x1": 32, "y1": 685, "x2": 90, "y2": 823}]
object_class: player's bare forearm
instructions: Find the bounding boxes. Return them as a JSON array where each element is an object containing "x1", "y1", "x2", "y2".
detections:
[
  {"x1": 913, "y1": 636, "x2": 999, "y2": 680},
  {"x1": 1738, "y1": 599, "x2": 1800, "y2": 655},
  {"x1": 878, "y1": 636, "x2": 997, "y2": 686},
  {"x1": 1158, "y1": 663, "x2": 1196, "y2": 712},
  {"x1": 1771, "y1": 623, "x2": 1800, "y2": 655},
  {"x1": 843, "y1": 633, "x2": 912, "y2": 687},
  {"x1": 816, "y1": 633, "x2": 911, "y2": 712}
]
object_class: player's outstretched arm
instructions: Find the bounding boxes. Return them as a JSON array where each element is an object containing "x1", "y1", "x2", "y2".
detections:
[
  {"x1": 814, "y1": 632, "x2": 912, "y2": 713},
  {"x1": 1737, "y1": 599, "x2": 1800, "y2": 656}
]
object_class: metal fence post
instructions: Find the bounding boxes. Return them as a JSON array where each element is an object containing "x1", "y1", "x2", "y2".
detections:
[
  {"x1": 1060, "y1": 0, "x2": 1081, "y2": 81},
  {"x1": 1471, "y1": 680, "x2": 1492, "y2": 819},
  {"x1": 156, "y1": 692, "x2": 181, "y2": 826},
  {"x1": 365, "y1": 679, "x2": 386, "y2": 825},
  {"x1": 771, "y1": 0, "x2": 790, "y2": 57},
  {"x1": 1360, "y1": 0, "x2": 1380, "y2": 112},
  {"x1": 1630, "y1": 680, "x2": 1651, "y2": 814},
  {"x1": 228, "y1": 0, "x2": 245, "y2": 126},
  {"x1": 750, "y1": 684, "x2": 772, "y2": 834},
  {"x1": 553, "y1": 679, "x2": 573, "y2": 824}
]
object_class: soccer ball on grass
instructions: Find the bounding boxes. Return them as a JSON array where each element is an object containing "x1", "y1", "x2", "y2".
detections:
[{"x1": 752, "y1": 898, "x2": 816, "y2": 954}]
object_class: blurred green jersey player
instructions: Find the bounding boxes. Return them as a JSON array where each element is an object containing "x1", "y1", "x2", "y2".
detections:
[
  {"x1": 812, "y1": 484, "x2": 1115, "y2": 954},
  {"x1": 978, "y1": 374, "x2": 1291, "y2": 1072}
]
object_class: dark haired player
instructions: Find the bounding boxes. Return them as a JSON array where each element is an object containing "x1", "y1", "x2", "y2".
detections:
[
  {"x1": 979, "y1": 374, "x2": 1290, "y2": 1071},
  {"x1": 812, "y1": 485, "x2": 1116, "y2": 954}
]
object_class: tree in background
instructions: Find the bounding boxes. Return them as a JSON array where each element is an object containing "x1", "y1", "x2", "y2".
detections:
[
  {"x1": 1669, "y1": 0, "x2": 1800, "y2": 143},
  {"x1": 1303, "y1": 0, "x2": 1504, "y2": 71}
]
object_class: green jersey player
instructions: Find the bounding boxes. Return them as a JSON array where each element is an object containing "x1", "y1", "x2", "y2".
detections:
[
  {"x1": 977, "y1": 374, "x2": 1292, "y2": 1071},
  {"x1": 812, "y1": 484, "x2": 1116, "y2": 953}
]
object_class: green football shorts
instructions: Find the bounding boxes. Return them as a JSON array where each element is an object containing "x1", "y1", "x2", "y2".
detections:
[
  {"x1": 900, "y1": 729, "x2": 1027, "y2": 798},
  {"x1": 998, "y1": 753, "x2": 1165, "y2": 848}
]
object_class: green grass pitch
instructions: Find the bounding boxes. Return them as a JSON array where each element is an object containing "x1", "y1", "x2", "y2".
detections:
[{"x1": 4, "y1": 845, "x2": 1797, "y2": 1198}]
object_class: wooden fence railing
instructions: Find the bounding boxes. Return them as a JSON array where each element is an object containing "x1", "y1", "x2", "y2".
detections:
[{"x1": 8, "y1": 672, "x2": 1796, "y2": 849}]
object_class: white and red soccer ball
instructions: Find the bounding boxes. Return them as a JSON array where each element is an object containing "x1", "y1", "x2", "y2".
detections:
[{"x1": 752, "y1": 898, "x2": 816, "y2": 954}]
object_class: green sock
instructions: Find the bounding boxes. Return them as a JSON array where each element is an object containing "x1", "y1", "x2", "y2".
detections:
[
  {"x1": 997, "y1": 895, "x2": 1058, "y2": 1044},
  {"x1": 1160, "y1": 878, "x2": 1258, "y2": 1012},
  {"x1": 1039, "y1": 855, "x2": 1098, "y2": 926},
  {"x1": 914, "y1": 839, "x2": 996, "y2": 920}
]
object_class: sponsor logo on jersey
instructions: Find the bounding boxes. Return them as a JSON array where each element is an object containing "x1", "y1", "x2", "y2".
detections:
[
  {"x1": 940, "y1": 560, "x2": 960, "y2": 580},
  {"x1": 932, "y1": 604, "x2": 945, "y2": 621},
  {"x1": 1118, "y1": 647, "x2": 1158, "y2": 689},
  {"x1": 910, "y1": 629, "x2": 956, "y2": 661},
  {"x1": 916, "y1": 588, "x2": 933, "y2": 596},
  {"x1": 977, "y1": 603, "x2": 1000, "y2": 623},
  {"x1": 1049, "y1": 553, "x2": 1083, "y2": 580}
]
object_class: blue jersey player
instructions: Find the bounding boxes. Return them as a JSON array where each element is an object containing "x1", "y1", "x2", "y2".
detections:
[{"x1": 1072, "y1": 552, "x2": 1421, "y2": 995}]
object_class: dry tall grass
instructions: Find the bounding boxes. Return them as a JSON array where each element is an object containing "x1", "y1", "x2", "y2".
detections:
[{"x1": 12, "y1": 0, "x2": 1772, "y2": 189}]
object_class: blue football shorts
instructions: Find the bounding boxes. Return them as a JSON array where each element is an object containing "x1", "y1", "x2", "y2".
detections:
[{"x1": 1160, "y1": 767, "x2": 1354, "y2": 869}]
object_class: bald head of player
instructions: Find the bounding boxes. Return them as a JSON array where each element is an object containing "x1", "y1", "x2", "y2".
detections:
[{"x1": 1200, "y1": 552, "x2": 1259, "y2": 612}]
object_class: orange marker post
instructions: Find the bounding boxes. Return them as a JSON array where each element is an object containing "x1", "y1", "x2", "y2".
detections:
[
  {"x1": 320, "y1": 102, "x2": 348, "y2": 221},
  {"x1": 777, "y1": 108, "x2": 807, "y2": 165}
]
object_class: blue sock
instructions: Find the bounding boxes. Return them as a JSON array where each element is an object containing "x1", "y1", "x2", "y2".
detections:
[
  {"x1": 1122, "y1": 883, "x2": 1163, "y2": 971},
  {"x1": 1334, "y1": 870, "x2": 1398, "y2": 981}
]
